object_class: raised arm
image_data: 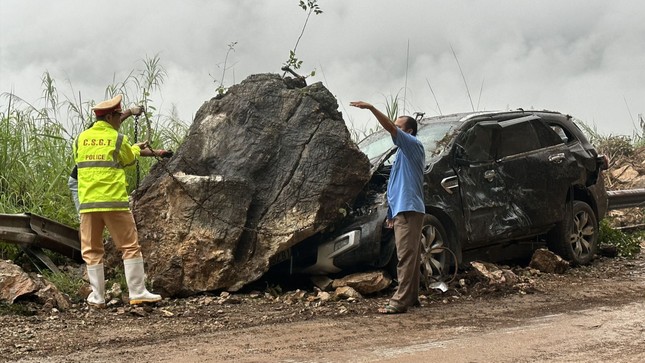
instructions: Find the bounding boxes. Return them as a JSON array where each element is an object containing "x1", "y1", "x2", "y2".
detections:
[{"x1": 350, "y1": 101, "x2": 398, "y2": 137}]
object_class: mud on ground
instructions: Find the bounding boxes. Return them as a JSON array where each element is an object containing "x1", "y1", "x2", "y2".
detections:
[{"x1": 2, "y1": 246, "x2": 645, "y2": 363}]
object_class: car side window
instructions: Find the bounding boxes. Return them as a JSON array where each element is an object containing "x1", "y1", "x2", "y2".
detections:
[
  {"x1": 533, "y1": 121, "x2": 567, "y2": 147},
  {"x1": 551, "y1": 125, "x2": 568, "y2": 142},
  {"x1": 456, "y1": 121, "x2": 497, "y2": 163},
  {"x1": 496, "y1": 118, "x2": 541, "y2": 158},
  {"x1": 548, "y1": 124, "x2": 576, "y2": 144}
]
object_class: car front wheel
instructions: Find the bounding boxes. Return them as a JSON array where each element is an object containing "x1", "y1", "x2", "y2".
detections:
[
  {"x1": 420, "y1": 214, "x2": 457, "y2": 289},
  {"x1": 547, "y1": 200, "x2": 598, "y2": 265}
]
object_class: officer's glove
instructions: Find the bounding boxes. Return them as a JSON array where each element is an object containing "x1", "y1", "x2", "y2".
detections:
[{"x1": 128, "y1": 104, "x2": 145, "y2": 116}]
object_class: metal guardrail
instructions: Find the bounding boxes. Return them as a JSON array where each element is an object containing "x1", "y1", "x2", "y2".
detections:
[
  {"x1": 0, "y1": 213, "x2": 82, "y2": 271},
  {"x1": 607, "y1": 188, "x2": 645, "y2": 210}
]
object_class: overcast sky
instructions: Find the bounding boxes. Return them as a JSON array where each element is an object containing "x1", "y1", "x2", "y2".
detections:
[{"x1": 1, "y1": 0, "x2": 644, "y2": 136}]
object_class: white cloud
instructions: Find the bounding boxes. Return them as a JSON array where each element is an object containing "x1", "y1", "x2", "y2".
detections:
[{"x1": 1, "y1": 0, "x2": 644, "y2": 136}]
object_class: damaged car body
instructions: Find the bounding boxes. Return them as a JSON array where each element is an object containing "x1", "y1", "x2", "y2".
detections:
[{"x1": 276, "y1": 109, "x2": 608, "y2": 282}]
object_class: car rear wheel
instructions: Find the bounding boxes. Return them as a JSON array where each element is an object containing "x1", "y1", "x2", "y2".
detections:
[
  {"x1": 420, "y1": 215, "x2": 457, "y2": 289},
  {"x1": 547, "y1": 200, "x2": 598, "y2": 265}
]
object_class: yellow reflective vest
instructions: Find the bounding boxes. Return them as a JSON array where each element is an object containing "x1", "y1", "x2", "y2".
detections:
[{"x1": 73, "y1": 121, "x2": 141, "y2": 213}]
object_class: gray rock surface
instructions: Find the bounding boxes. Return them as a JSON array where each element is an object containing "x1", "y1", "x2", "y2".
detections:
[{"x1": 132, "y1": 74, "x2": 370, "y2": 295}]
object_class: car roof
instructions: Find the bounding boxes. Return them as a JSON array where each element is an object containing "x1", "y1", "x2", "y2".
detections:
[
  {"x1": 419, "y1": 109, "x2": 567, "y2": 126},
  {"x1": 357, "y1": 108, "x2": 577, "y2": 152}
]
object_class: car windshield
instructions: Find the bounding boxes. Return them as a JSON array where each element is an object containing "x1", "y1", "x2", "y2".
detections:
[{"x1": 358, "y1": 120, "x2": 460, "y2": 163}]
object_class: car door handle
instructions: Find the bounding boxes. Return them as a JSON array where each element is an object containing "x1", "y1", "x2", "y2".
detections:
[
  {"x1": 484, "y1": 170, "x2": 496, "y2": 182},
  {"x1": 441, "y1": 176, "x2": 459, "y2": 194},
  {"x1": 549, "y1": 153, "x2": 565, "y2": 163}
]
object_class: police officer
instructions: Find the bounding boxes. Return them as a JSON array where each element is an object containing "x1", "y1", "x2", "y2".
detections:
[{"x1": 74, "y1": 94, "x2": 170, "y2": 308}]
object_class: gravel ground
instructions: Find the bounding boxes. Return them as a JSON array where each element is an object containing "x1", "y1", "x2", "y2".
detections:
[{"x1": 2, "y1": 246, "x2": 645, "y2": 362}]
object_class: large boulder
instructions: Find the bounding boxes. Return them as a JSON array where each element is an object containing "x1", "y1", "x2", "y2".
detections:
[{"x1": 132, "y1": 74, "x2": 370, "y2": 296}]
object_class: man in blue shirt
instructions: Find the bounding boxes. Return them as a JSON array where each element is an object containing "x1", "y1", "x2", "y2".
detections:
[{"x1": 350, "y1": 101, "x2": 425, "y2": 314}]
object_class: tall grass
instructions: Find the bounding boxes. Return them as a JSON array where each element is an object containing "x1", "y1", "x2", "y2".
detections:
[
  {"x1": 0, "y1": 56, "x2": 188, "y2": 228},
  {"x1": 0, "y1": 94, "x2": 75, "y2": 225}
]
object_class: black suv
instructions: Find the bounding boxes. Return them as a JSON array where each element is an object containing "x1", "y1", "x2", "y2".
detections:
[{"x1": 287, "y1": 109, "x2": 608, "y2": 281}]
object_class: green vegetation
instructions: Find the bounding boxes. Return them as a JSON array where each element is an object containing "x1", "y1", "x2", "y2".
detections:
[
  {"x1": 283, "y1": 0, "x2": 322, "y2": 77},
  {"x1": 0, "y1": 243, "x2": 19, "y2": 261},
  {"x1": 212, "y1": 41, "x2": 238, "y2": 96},
  {"x1": 108, "y1": 266, "x2": 128, "y2": 294},
  {"x1": 0, "y1": 56, "x2": 188, "y2": 268},
  {"x1": 598, "y1": 220, "x2": 642, "y2": 258},
  {"x1": 41, "y1": 270, "x2": 86, "y2": 303},
  {"x1": 0, "y1": 55, "x2": 187, "y2": 227}
]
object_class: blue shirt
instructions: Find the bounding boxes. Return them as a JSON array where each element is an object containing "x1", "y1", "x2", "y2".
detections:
[{"x1": 387, "y1": 130, "x2": 425, "y2": 219}]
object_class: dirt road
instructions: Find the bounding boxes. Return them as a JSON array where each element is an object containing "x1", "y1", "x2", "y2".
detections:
[{"x1": 3, "y1": 252, "x2": 645, "y2": 363}]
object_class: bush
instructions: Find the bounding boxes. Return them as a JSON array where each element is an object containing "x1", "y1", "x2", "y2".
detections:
[
  {"x1": 598, "y1": 219, "x2": 642, "y2": 257},
  {"x1": 0, "y1": 242, "x2": 20, "y2": 260},
  {"x1": 42, "y1": 270, "x2": 86, "y2": 303}
]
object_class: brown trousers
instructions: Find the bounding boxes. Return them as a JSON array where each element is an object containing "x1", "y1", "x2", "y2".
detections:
[
  {"x1": 80, "y1": 211, "x2": 142, "y2": 265},
  {"x1": 390, "y1": 211, "x2": 424, "y2": 310}
]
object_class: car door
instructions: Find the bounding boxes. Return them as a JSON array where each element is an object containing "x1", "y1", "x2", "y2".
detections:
[
  {"x1": 454, "y1": 121, "x2": 514, "y2": 244},
  {"x1": 493, "y1": 116, "x2": 578, "y2": 235}
]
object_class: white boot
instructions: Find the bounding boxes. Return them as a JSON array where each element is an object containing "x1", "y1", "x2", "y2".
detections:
[
  {"x1": 86, "y1": 264, "x2": 106, "y2": 308},
  {"x1": 124, "y1": 257, "x2": 161, "y2": 305}
]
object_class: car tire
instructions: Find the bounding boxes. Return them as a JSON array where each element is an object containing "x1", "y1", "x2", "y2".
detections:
[
  {"x1": 386, "y1": 214, "x2": 457, "y2": 286},
  {"x1": 419, "y1": 214, "x2": 456, "y2": 287},
  {"x1": 547, "y1": 200, "x2": 598, "y2": 265}
]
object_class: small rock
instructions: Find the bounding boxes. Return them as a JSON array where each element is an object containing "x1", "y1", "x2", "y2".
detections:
[
  {"x1": 334, "y1": 286, "x2": 362, "y2": 300},
  {"x1": 310, "y1": 276, "x2": 334, "y2": 291},
  {"x1": 106, "y1": 283, "x2": 122, "y2": 300},
  {"x1": 160, "y1": 309, "x2": 174, "y2": 317},
  {"x1": 529, "y1": 248, "x2": 569, "y2": 274},
  {"x1": 470, "y1": 261, "x2": 519, "y2": 285},
  {"x1": 331, "y1": 271, "x2": 391, "y2": 295},
  {"x1": 130, "y1": 307, "x2": 147, "y2": 317},
  {"x1": 78, "y1": 285, "x2": 92, "y2": 299},
  {"x1": 107, "y1": 298, "x2": 120, "y2": 307},
  {"x1": 317, "y1": 291, "x2": 332, "y2": 302}
]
